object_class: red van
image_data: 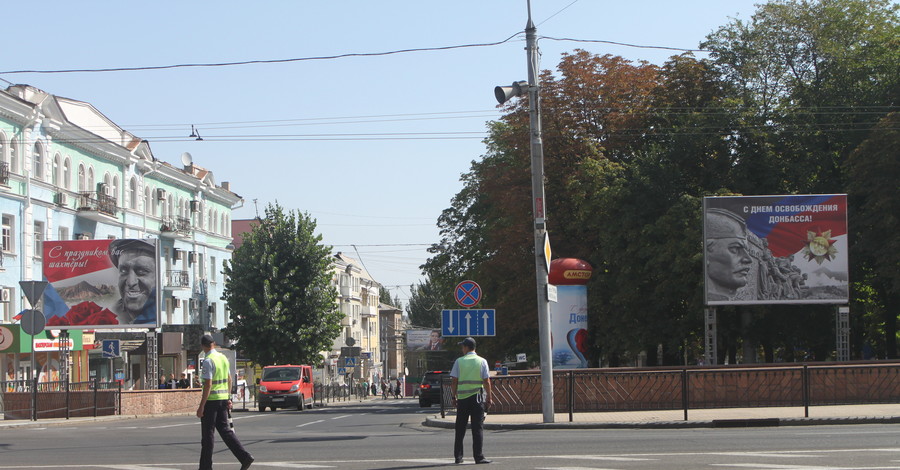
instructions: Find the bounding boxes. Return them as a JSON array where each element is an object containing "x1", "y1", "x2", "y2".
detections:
[{"x1": 257, "y1": 364, "x2": 314, "y2": 412}]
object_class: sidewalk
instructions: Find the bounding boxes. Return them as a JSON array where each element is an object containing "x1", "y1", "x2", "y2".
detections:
[{"x1": 423, "y1": 404, "x2": 900, "y2": 429}]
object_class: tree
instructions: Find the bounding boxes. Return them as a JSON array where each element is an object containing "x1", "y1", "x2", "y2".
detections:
[
  {"x1": 406, "y1": 278, "x2": 444, "y2": 328},
  {"x1": 847, "y1": 113, "x2": 900, "y2": 357},
  {"x1": 222, "y1": 203, "x2": 341, "y2": 366},
  {"x1": 379, "y1": 286, "x2": 393, "y2": 305}
]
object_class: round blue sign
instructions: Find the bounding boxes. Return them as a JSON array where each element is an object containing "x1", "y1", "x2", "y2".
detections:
[{"x1": 455, "y1": 280, "x2": 482, "y2": 308}]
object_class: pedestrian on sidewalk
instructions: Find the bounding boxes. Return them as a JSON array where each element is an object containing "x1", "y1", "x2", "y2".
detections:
[
  {"x1": 450, "y1": 337, "x2": 492, "y2": 465},
  {"x1": 197, "y1": 334, "x2": 254, "y2": 470}
]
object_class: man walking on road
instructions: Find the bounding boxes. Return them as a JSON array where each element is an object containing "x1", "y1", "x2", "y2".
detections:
[
  {"x1": 450, "y1": 337, "x2": 492, "y2": 464},
  {"x1": 197, "y1": 334, "x2": 254, "y2": 470}
]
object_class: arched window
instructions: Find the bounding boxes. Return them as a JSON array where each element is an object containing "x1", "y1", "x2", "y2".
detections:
[
  {"x1": 0, "y1": 131, "x2": 6, "y2": 168},
  {"x1": 208, "y1": 209, "x2": 214, "y2": 233},
  {"x1": 112, "y1": 175, "x2": 120, "y2": 205},
  {"x1": 87, "y1": 167, "x2": 94, "y2": 193},
  {"x1": 144, "y1": 187, "x2": 152, "y2": 215},
  {"x1": 129, "y1": 177, "x2": 138, "y2": 210},
  {"x1": 32, "y1": 142, "x2": 44, "y2": 180},
  {"x1": 10, "y1": 137, "x2": 19, "y2": 174},
  {"x1": 225, "y1": 215, "x2": 230, "y2": 236},
  {"x1": 77, "y1": 164, "x2": 86, "y2": 192},
  {"x1": 63, "y1": 157, "x2": 71, "y2": 189},
  {"x1": 52, "y1": 153, "x2": 61, "y2": 186},
  {"x1": 167, "y1": 194, "x2": 174, "y2": 219}
]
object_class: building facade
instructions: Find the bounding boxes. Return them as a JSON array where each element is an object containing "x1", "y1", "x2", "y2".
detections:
[{"x1": 0, "y1": 85, "x2": 241, "y2": 390}]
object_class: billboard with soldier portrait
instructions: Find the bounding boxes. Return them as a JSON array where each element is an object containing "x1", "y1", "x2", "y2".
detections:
[{"x1": 703, "y1": 195, "x2": 848, "y2": 306}]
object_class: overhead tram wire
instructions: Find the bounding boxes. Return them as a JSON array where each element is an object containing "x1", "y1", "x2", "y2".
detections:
[
  {"x1": 0, "y1": 32, "x2": 526, "y2": 75},
  {"x1": 0, "y1": 30, "x2": 720, "y2": 77}
]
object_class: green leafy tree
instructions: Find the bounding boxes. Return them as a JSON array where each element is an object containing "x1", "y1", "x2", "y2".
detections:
[
  {"x1": 379, "y1": 286, "x2": 393, "y2": 305},
  {"x1": 847, "y1": 113, "x2": 900, "y2": 357},
  {"x1": 406, "y1": 279, "x2": 444, "y2": 328},
  {"x1": 222, "y1": 203, "x2": 341, "y2": 366}
]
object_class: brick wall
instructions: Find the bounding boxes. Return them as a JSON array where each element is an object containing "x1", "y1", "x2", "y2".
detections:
[{"x1": 120, "y1": 389, "x2": 201, "y2": 415}]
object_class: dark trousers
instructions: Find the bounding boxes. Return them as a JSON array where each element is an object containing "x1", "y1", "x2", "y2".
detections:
[
  {"x1": 200, "y1": 399, "x2": 252, "y2": 470},
  {"x1": 454, "y1": 395, "x2": 485, "y2": 461}
]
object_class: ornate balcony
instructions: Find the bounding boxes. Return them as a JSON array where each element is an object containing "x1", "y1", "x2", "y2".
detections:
[
  {"x1": 160, "y1": 216, "x2": 191, "y2": 239},
  {"x1": 76, "y1": 192, "x2": 118, "y2": 221}
]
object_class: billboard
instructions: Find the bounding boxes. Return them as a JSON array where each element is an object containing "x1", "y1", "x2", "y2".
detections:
[
  {"x1": 406, "y1": 329, "x2": 444, "y2": 351},
  {"x1": 40, "y1": 239, "x2": 160, "y2": 328},
  {"x1": 703, "y1": 195, "x2": 848, "y2": 305}
]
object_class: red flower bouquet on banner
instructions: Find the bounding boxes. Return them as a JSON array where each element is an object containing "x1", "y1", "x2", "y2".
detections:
[{"x1": 46, "y1": 301, "x2": 118, "y2": 326}]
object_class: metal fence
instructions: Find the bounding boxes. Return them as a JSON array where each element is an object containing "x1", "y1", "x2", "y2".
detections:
[
  {"x1": 438, "y1": 362, "x2": 900, "y2": 421},
  {"x1": 1, "y1": 379, "x2": 121, "y2": 421}
]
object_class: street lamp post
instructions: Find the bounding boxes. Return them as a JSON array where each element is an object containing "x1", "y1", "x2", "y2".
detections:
[{"x1": 494, "y1": 0, "x2": 554, "y2": 423}]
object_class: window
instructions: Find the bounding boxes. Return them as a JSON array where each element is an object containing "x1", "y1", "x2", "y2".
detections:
[
  {"x1": 113, "y1": 175, "x2": 120, "y2": 205},
  {"x1": 87, "y1": 167, "x2": 94, "y2": 193},
  {"x1": 32, "y1": 142, "x2": 44, "y2": 180},
  {"x1": 52, "y1": 153, "x2": 61, "y2": 186},
  {"x1": 33, "y1": 221, "x2": 44, "y2": 258},
  {"x1": 77, "y1": 164, "x2": 86, "y2": 192},
  {"x1": 10, "y1": 137, "x2": 19, "y2": 173},
  {"x1": 210, "y1": 256, "x2": 217, "y2": 282},
  {"x1": 0, "y1": 287, "x2": 15, "y2": 323},
  {"x1": 129, "y1": 177, "x2": 138, "y2": 210},
  {"x1": 63, "y1": 158, "x2": 71, "y2": 189},
  {"x1": 0, "y1": 131, "x2": 6, "y2": 167},
  {"x1": 144, "y1": 187, "x2": 152, "y2": 215},
  {"x1": 58, "y1": 226, "x2": 69, "y2": 241},
  {"x1": 2, "y1": 215, "x2": 14, "y2": 253}
]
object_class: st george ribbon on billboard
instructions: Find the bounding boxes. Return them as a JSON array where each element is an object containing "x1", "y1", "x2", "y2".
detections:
[
  {"x1": 703, "y1": 194, "x2": 848, "y2": 306},
  {"x1": 40, "y1": 239, "x2": 160, "y2": 329}
]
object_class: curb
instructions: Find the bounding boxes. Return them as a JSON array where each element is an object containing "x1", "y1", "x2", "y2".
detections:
[{"x1": 422, "y1": 415, "x2": 900, "y2": 430}]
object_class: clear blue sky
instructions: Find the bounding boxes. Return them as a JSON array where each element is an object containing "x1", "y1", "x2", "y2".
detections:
[{"x1": 2, "y1": 1, "x2": 761, "y2": 306}]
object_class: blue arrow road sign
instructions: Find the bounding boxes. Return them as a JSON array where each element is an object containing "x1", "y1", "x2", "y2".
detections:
[
  {"x1": 102, "y1": 339, "x2": 120, "y2": 358},
  {"x1": 442, "y1": 309, "x2": 496, "y2": 337}
]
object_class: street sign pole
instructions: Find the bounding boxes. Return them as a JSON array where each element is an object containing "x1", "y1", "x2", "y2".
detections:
[{"x1": 20, "y1": 280, "x2": 48, "y2": 421}]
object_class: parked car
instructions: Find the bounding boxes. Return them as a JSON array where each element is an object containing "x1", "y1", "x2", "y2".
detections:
[
  {"x1": 257, "y1": 364, "x2": 314, "y2": 412},
  {"x1": 418, "y1": 370, "x2": 450, "y2": 407}
]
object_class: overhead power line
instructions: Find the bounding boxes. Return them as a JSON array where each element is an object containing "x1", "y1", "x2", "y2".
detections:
[
  {"x1": 0, "y1": 32, "x2": 712, "y2": 77},
  {"x1": 0, "y1": 33, "x2": 525, "y2": 75}
]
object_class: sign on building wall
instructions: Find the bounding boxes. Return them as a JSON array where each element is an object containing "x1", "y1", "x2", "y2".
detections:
[
  {"x1": 703, "y1": 195, "x2": 849, "y2": 306},
  {"x1": 40, "y1": 239, "x2": 160, "y2": 328}
]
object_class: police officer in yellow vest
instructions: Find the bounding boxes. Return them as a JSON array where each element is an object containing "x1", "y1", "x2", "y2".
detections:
[
  {"x1": 450, "y1": 337, "x2": 492, "y2": 464},
  {"x1": 197, "y1": 334, "x2": 254, "y2": 470}
]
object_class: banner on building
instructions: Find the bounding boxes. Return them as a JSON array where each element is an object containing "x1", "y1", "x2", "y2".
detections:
[
  {"x1": 406, "y1": 329, "x2": 444, "y2": 352},
  {"x1": 703, "y1": 195, "x2": 849, "y2": 306},
  {"x1": 40, "y1": 239, "x2": 160, "y2": 328}
]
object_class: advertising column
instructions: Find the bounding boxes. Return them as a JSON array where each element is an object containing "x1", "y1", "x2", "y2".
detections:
[{"x1": 548, "y1": 258, "x2": 592, "y2": 369}]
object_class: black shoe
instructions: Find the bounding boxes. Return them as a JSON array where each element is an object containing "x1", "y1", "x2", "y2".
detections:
[
  {"x1": 455, "y1": 457, "x2": 463, "y2": 464},
  {"x1": 475, "y1": 458, "x2": 492, "y2": 464},
  {"x1": 240, "y1": 456, "x2": 254, "y2": 470}
]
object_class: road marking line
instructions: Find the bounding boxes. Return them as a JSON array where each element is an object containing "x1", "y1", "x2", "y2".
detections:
[
  {"x1": 537, "y1": 467, "x2": 619, "y2": 470},
  {"x1": 330, "y1": 415, "x2": 353, "y2": 420},
  {"x1": 252, "y1": 463, "x2": 334, "y2": 468},
  {"x1": 297, "y1": 419, "x2": 325, "y2": 428},
  {"x1": 711, "y1": 464, "x2": 900, "y2": 469}
]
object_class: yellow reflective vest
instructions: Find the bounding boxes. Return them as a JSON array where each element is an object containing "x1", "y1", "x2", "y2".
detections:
[
  {"x1": 456, "y1": 353, "x2": 485, "y2": 400},
  {"x1": 206, "y1": 349, "x2": 230, "y2": 401}
]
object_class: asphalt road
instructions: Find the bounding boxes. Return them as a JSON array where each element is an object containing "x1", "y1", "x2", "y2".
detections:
[{"x1": 3, "y1": 398, "x2": 900, "y2": 469}]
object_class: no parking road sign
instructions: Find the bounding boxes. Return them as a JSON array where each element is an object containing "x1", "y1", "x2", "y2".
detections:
[{"x1": 455, "y1": 280, "x2": 482, "y2": 308}]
